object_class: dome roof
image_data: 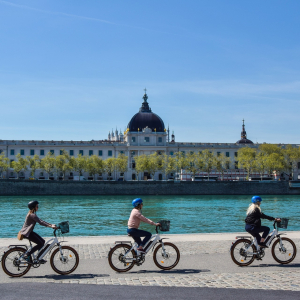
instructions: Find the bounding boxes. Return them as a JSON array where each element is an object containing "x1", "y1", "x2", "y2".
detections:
[
  {"x1": 127, "y1": 92, "x2": 165, "y2": 132},
  {"x1": 236, "y1": 120, "x2": 253, "y2": 144}
]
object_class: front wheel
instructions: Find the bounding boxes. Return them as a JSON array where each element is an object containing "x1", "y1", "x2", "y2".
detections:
[
  {"x1": 271, "y1": 237, "x2": 297, "y2": 264},
  {"x1": 50, "y1": 246, "x2": 79, "y2": 275},
  {"x1": 153, "y1": 242, "x2": 180, "y2": 270},
  {"x1": 230, "y1": 239, "x2": 256, "y2": 266},
  {"x1": 1, "y1": 247, "x2": 31, "y2": 277},
  {"x1": 108, "y1": 244, "x2": 136, "y2": 272}
]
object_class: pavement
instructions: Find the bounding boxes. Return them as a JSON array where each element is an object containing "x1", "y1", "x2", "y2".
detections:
[{"x1": 1, "y1": 232, "x2": 300, "y2": 299}]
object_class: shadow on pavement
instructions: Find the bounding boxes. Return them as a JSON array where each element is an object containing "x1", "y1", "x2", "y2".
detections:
[
  {"x1": 23, "y1": 273, "x2": 110, "y2": 280},
  {"x1": 127, "y1": 268, "x2": 210, "y2": 274},
  {"x1": 246, "y1": 263, "x2": 300, "y2": 268}
]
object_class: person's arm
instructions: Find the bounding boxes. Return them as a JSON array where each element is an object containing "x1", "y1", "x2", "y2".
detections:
[
  {"x1": 136, "y1": 211, "x2": 157, "y2": 226},
  {"x1": 32, "y1": 214, "x2": 56, "y2": 228},
  {"x1": 260, "y1": 212, "x2": 275, "y2": 221}
]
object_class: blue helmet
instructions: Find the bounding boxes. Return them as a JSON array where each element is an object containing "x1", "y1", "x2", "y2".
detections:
[
  {"x1": 251, "y1": 196, "x2": 262, "y2": 204},
  {"x1": 132, "y1": 198, "x2": 143, "y2": 207}
]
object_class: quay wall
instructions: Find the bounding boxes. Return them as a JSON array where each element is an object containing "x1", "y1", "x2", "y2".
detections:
[{"x1": 0, "y1": 180, "x2": 299, "y2": 196}]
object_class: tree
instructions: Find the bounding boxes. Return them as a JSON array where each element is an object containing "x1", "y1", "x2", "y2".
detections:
[
  {"x1": 104, "y1": 158, "x2": 116, "y2": 180},
  {"x1": 215, "y1": 153, "x2": 231, "y2": 181},
  {"x1": 39, "y1": 152, "x2": 56, "y2": 179},
  {"x1": 201, "y1": 149, "x2": 217, "y2": 180},
  {"x1": 254, "y1": 152, "x2": 268, "y2": 180},
  {"x1": 84, "y1": 155, "x2": 105, "y2": 180},
  {"x1": 74, "y1": 154, "x2": 87, "y2": 180},
  {"x1": 237, "y1": 147, "x2": 256, "y2": 180},
  {"x1": 134, "y1": 154, "x2": 147, "y2": 180},
  {"x1": 147, "y1": 153, "x2": 160, "y2": 179},
  {"x1": 174, "y1": 152, "x2": 188, "y2": 180},
  {"x1": 265, "y1": 153, "x2": 285, "y2": 180},
  {"x1": 161, "y1": 154, "x2": 177, "y2": 179},
  {"x1": 115, "y1": 154, "x2": 128, "y2": 180},
  {"x1": 185, "y1": 152, "x2": 199, "y2": 180},
  {"x1": 0, "y1": 154, "x2": 9, "y2": 178},
  {"x1": 26, "y1": 154, "x2": 40, "y2": 179},
  {"x1": 11, "y1": 154, "x2": 29, "y2": 179},
  {"x1": 284, "y1": 145, "x2": 300, "y2": 180},
  {"x1": 55, "y1": 150, "x2": 73, "y2": 180}
]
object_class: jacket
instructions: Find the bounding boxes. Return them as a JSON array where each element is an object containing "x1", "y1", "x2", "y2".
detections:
[{"x1": 245, "y1": 208, "x2": 275, "y2": 227}]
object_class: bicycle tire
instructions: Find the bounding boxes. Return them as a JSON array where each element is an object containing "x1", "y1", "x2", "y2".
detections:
[
  {"x1": 1, "y1": 247, "x2": 31, "y2": 277},
  {"x1": 271, "y1": 237, "x2": 297, "y2": 264},
  {"x1": 50, "y1": 246, "x2": 79, "y2": 275},
  {"x1": 108, "y1": 244, "x2": 136, "y2": 272},
  {"x1": 230, "y1": 239, "x2": 256, "y2": 266},
  {"x1": 153, "y1": 242, "x2": 180, "y2": 270}
]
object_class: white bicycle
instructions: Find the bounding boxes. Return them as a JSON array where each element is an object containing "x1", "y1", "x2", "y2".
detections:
[
  {"x1": 108, "y1": 221, "x2": 180, "y2": 272},
  {"x1": 230, "y1": 218, "x2": 297, "y2": 266},
  {"x1": 1, "y1": 221, "x2": 79, "y2": 277}
]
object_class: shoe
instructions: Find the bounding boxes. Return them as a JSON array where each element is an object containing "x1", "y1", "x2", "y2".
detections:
[
  {"x1": 259, "y1": 243, "x2": 268, "y2": 249},
  {"x1": 24, "y1": 255, "x2": 33, "y2": 264},
  {"x1": 39, "y1": 259, "x2": 47, "y2": 264},
  {"x1": 136, "y1": 248, "x2": 146, "y2": 254}
]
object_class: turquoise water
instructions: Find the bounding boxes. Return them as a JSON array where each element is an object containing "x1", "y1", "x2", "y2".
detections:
[{"x1": 1, "y1": 195, "x2": 300, "y2": 238}]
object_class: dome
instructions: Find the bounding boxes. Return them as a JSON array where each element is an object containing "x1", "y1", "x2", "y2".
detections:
[
  {"x1": 127, "y1": 92, "x2": 165, "y2": 132},
  {"x1": 236, "y1": 120, "x2": 253, "y2": 144}
]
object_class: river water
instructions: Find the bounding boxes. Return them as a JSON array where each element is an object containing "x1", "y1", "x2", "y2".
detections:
[{"x1": 1, "y1": 195, "x2": 299, "y2": 238}]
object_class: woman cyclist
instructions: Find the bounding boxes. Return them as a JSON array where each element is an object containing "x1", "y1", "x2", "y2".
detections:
[
  {"x1": 19, "y1": 200, "x2": 57, "y2": 264},
  {"x1": 127, "y1": 198, "x2": 160, "y2": 253},
  {"x1": 245, "y1": 196, "x2": 280, "y2": 248}
]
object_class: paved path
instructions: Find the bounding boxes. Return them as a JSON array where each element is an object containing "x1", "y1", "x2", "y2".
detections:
[{"x1": 1, "y1": 232, "x2": 300, "y2": 291}]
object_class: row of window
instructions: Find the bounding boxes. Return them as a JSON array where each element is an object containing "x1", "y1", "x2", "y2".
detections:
[
  {"x1": 168, "y1": 151, "x2": 237, "y2": 157},
  {"x1": 131, "y1": 137, "x2": 163, "y2": 143},
  {"x1": 6, "y1": 149, "x2": 124, "y2": 157}
]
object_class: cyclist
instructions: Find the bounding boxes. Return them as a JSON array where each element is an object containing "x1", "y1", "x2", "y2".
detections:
[
  {"x1": 19, "y1": 200, "x2": 57, "y2": 264},
  {"x1": 127, "y1": 198, "x2": 160, "y2": 253},
  {"x1": 245, "y1": 196, "x2": 280, "y2": 248}
]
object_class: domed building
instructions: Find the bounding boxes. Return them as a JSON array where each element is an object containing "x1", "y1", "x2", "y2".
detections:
[{"x1": 236, "y1": 119, "x2": 253, "y2": 144}]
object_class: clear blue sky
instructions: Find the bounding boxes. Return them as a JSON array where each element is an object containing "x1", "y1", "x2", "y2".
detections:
[{"x1": 1, "y1": 0, "x2": 300, "y2": 144}]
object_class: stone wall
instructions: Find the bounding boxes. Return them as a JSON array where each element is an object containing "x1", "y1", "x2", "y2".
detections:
[{"x1": 0, "y1": 180, "x2": 298, "y2": 195}]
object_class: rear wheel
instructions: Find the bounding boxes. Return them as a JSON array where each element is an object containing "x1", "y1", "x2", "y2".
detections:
[
  {"x1": 230, "y1": 239, "x2": 256, "y2": 266},
  {"x1": 108, "y1": 244, "x2": 136, "y2": 272},
  {"x1": 153, "y1": 242, "x2": 180, "y2": 270},
  {"x1": 271, "y1": 237, "x2": 297, "y2": 264},
  {"x1": 1, "y1": 247, "x2": 31, "y2": 277},
  {"x1": 50, "y1": 246, "x2": 79, "y2": 275}
]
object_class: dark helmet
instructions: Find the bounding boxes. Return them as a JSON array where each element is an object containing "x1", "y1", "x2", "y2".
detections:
[
  {"x1": 28, "y1": 200, "x2": 39, "y2": 210},
  {"x1": 132, "y1": 198, "x2": 143, "y2": 207},
  {"x1": 251, "y1": 196, "x2": 262, "y2": 204}
]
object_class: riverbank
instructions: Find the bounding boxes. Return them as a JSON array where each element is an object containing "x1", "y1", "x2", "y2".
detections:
[{"x1": 1, "y1": 180, "x2": 299, "y2": 195}]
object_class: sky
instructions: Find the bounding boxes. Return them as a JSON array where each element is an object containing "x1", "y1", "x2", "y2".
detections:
[{"x1": 0, "y1": 0, "x2": 300, "y2": 144}]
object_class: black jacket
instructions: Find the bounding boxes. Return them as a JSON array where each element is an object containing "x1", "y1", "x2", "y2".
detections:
[{"x1": 245, "y1": 208, "x2": 275, "y2": 227}]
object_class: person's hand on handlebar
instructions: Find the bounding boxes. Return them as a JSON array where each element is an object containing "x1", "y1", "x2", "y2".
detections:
[
  {"x1": 156, "y1": 223, "x2": 161, "y2": 227},
  {"x1": 275, "y1": 218, "x2": 281, "y2": 222},
  {"x1": 50, "y1": 224, "x2": 58, "y2": 229}
]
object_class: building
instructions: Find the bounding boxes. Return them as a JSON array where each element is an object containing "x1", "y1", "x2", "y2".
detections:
[{"x1": 0, "y1": 90, "x2": 298, "y2": 181}]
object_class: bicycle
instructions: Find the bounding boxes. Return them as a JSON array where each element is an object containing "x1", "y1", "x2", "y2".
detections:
[
  {"x1": 108, "y1": 220, "x2": 180, "y2": 272},
  {"x1": 230, "y1": 218, "x2": 297, "y2": 266},
  {"x1": 1, "y1": 221, "x2": 79, "y2": 277}
]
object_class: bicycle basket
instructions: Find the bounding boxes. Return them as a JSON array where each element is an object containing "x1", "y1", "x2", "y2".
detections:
[
  {"x1": 159, "y1": 220, "x2": 170, "y2": 231},
  {"x1": 277, "y1": 218, "x2": 289, "y2": 229},
  {"x1": 58, "y1": 221, "x2": 69, "y2": 234}
]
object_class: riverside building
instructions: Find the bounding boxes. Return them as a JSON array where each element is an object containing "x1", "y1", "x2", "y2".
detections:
[{"x1": 0, "y1": 91, "x2": 299, "y2": 181}]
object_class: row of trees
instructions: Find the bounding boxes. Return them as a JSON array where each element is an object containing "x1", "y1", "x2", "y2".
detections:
[{"x1": 0, "y1": 144, "x2": 299, "y2": 180}]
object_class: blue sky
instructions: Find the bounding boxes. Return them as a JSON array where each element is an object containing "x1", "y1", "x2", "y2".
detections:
[{"x1": 0, "y1": 0, "x2": 300, "y2": 143}]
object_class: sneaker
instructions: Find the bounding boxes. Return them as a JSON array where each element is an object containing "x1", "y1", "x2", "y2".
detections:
[
  {"x1": 39, "y1": 259, "x2": 47, "y2": 264},
  {"x1": 259, "y1": 244, "x2": 268, "y2": 249},
  {"x1": 136, "y1": 248, "x2": 146, "y2": 254},
  {"x1": 24, "y1": 255, "x2": 33, "y2": 264}
]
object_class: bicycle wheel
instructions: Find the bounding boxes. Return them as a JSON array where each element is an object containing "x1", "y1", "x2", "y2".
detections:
[
  {"x1": 230, "y1": 239, "x2": 256, "y2": 266},
  {"x1": 153, "y1": 242, "x2": 180, "y2": 270},
  {"x1": 271, "y1": 237, "x2": 297, "y2": 264},
  {"x1": 108, "y1": 244, "x2": 136, "y2": 272},
  {"x1": 1, "y1": 247, "x2": 31, "y2": 277},
  {"x1": 50, "y1": 246, "x2": 79, "y2": 275}
]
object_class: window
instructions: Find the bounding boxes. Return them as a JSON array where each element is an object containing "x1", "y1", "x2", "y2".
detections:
[
  {"x1": 98, "y1": 150, "x2": 103, "y2": 156},
  {"x1": 10, "y1": 159, "x2": 14, "y2": 166},
  {"x1": 79, "y1": 150, "x2": 84, "y2": 155},
  {"x1": 69, "y1": 150, "x2": 74, "y2": 156},
  {"x1": 89, "y1": 150, "x2": 93, "y2": 156},
  {"x1": 0, "y1": 149, "x2": 3, "y2": 154},
  {"x1": 108, "y1": 150, "x2": 113, "y2": 157},
  {"x1": 20, "y1": 149, "x2": 25, "y2": 155},
  {"x1": 120, "y1": 151, "x2": 124, "y2": 154},
  {"x1": 131, "y1": 151, "x2": 136, "y2": 156},
  {"x1": 298, "y1": 162, "x2": 300, "y2": 169},
  {"x1": 235, "y1": 161, "x2": 238, "y2": 169},
  {"x1": 144, "y1": 137, "x2": 150, "y2": 142},
  {"x1": 40, "y1": 149, "x2": 45, "y2": 156},
  {"x1": 217, "y1": 152, "x2": 221, "y2": 157},
  {"x1": 131, "y1": 137, "x2": 136, "y2": 142},
  {"x1": 226, "y1": 162, "x2": 230, "y2": 169},
  {"x1": 50, "y1": 150, "x2": 54, "y2": 155},
  {"x1": 170, "y1": 151, "x2": 174, "y2": 156},
  {"x1": 30, "y1": 149, "x2": 34, "y2": 155},
  {"x1": 234, "y1": 152, "x2": 238, "y2": 157},
  {"x1": 158, "y1": 137, "x2": 162, "y2": 143},
  {"x1": 226, "y1": 152, "x2": 230, "y2": 157},
  {"x1": 181, "y1": 151, "x2": 185, "y2": 156},
  {"x1": 190, "y1": 151, "x2": 194, "y2": 154},
  {"x1": 158, "y1": 151, "x2": 162, "y2": 155},
  {"x1": 10, "y1": 149, "x2": 15, "y2": 155},
  {"x1": 60, "y1": 150, "x2": 64, "y2": 155}
]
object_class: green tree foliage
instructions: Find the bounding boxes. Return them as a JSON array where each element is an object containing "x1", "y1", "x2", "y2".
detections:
[
  {"x1": 134, "y1": 154, "x2": 147, "y2": 180},
  {"x1": 104, "y1": 158, "x2": 116, "y2": 180},
  {"x1": 85, "y1": 155, "x2": 105, "y2": 180},
  {"x1": 115, "y1": 154, "x2": 128, "y2": 180},
  {"x1": 215, "y1": 153, "x2": 231, "y2": 181},
  {"x1": 147, "y1": 153, "x2": 160, "y2": 179},
  {"x1": 161, "y1": 154, "x2": 177, "y2": 179},
  {"x1": 185, "y1": 152, "x2": 198, "y2": 180},
  {"x1": 284, "y1": 145, "x2": 300, "y2": 179},
  {"x1": 237, "y1": 147, "x2": 256, "y2": 180},
  {"x1": 0, "y1": 153, "x2": 9, "y2": 178},
  {"x1": 254, "y1": 152, "x2": 268, "y2": 180},
  {"x1": 200, "y1": 150, "x2": 217, "y2": 180},
  {"x1": 55, "y1": 150, "x2": 73, "y2": 180},
  {"x1": 11, "y1": 154, "x2": 29, "y2": 179},
  {"x1": 26, "y1": 154, "x2": 40, "y2": 179},
  {"x1": 39, "y1": 152, "x2": 56, "y2": 179},
  {"x1": 74, "y1": 154, "x2": 87, "y2": 179}
]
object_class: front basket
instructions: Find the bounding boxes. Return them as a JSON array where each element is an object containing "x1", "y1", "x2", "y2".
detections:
[
  {"x1": 58, "y1": 221, "x2": 69, "y2": 234},
  {"x1": 277, "y1": 218, "x2": 289, "y2": 229},
  {"x1": 159, "y1": 220, "x2": 170, "y2": 231}
]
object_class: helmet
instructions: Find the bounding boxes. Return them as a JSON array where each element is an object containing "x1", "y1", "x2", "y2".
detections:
[
  {"x1": 132, "y1": 198, "x2": 143, "y2": 207},
  {"x1": 251, "y1": 196, "x2": 262, "y2": 204},
  {"x1": 28, "y1": 200, "x2": 39, "y2": 210}
]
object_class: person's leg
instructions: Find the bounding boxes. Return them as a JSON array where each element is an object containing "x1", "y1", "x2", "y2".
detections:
[
  {"x1": 127, "y1": 228, "x2": 142, "y2": 247},
  {"x1": 245, "y1": 225, "x2": 263, "y2": 245},
  {"x1": 138, "y1": 230, "x2": 152, "y2": 247},
  {"x1": 259, "y1": 226, "x2": 270, "y2": 243},
  {"x1": 26, "y1": 232, "x2": 45, "y2": 257}
]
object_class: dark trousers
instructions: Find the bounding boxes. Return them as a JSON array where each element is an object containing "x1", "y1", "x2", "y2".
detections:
[
  {"x1": 25, "y1": 231, "x2": 45, "y2": 258},
  {"x1": 127, "y1": 228, "x2": 152, "y2": 247},
  {"x1": 245, "y1": 224, "x2": 270, "y2": 245}
]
